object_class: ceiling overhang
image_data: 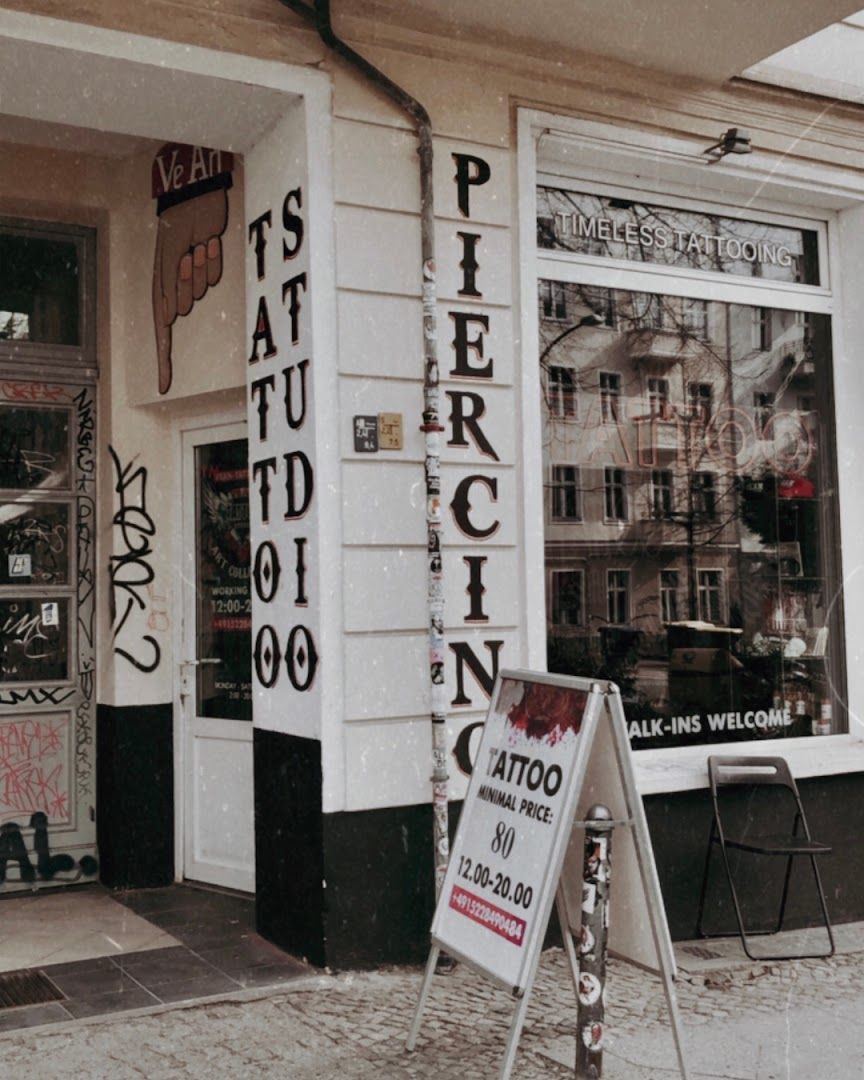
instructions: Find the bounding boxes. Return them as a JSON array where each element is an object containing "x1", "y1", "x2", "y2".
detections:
[{"x1": 345, "y1": 0, "x2": 862, "y2": 83}]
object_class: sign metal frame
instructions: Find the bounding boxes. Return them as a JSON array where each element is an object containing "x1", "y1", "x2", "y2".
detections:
[{"x1": 407, "y1": 670, "x2": 690, "y2": 1080}]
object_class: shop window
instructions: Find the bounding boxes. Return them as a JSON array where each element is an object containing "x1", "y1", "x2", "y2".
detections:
[
  {"x1": 540, "y1": 277, "x2": 843, "y2": 749},
  {"x1": 551, "y1": 570, "x2": 584, "y2": 626},
  {"x1": 697, "y1": 570, "x2": 724, "y2": 624},
  {"x1": 551, "y1": 465, "x2": 582, "y2": 521},
  {"x1": 651, "y1": 469, "x2": 674, "y2": 519},
  {"x1": 604, "y1": 467, "x2": 628, "y2": 521},
  {"x1": 607, "y1": 570, "x2": 630, "y2": 625},
  {"x1": 0, "y1": 227, "x2": 81, "y2": 346},
  {"x1": 600, "y1": 372, "x2": 621, "y2": 422},
  {"x1": 660, "y1": 570, "x2": 680, "y2": 624},
  {"x1": 548, "y1": 365, "x2": 577, "y2": 419}
]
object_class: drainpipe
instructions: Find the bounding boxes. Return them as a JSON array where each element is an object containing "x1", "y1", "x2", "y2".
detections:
[{"x1": 278, "y1": 0, "x2": 449, "y2": 896}]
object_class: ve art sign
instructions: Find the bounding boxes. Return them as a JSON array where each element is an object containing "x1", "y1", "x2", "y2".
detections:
[{"x1": 151, "y1": 142, "x2": 235, "y2": 394}]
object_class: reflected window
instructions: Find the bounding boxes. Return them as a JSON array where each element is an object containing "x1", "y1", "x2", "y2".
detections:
[
  {"x1": 660, "y1": 570, "x2": 680, "y2": 624},
  {"x1": 548, "y1": 365, "x2": 577, "y2": 419},
  {"x1": 600, "y1": 372, "x2": 621, "y2": 422},
  {"x1": 604, "y1": 467, "x2": 628, "y2": 521},
  {"x1": 551, "y1": 465, "x2": 581, "y2": 521},
  {"x1": 607, "y1": 570, "x2": 630, "y2": 625},
  {"x1": 651, "y1": 470, "x2": 674, "y2": 519},
  {"x1": 551, "y1": 570, "x2": 584, "y2": 626},
  {"x1": 540, "y1": 280, "x2": 567, "y2": 320},
  {"x1": 692, "y1": 472, "x2": 717, "y2": 521},
  {"x1": 698, "y1": 570, "x2": 724, "y2": 624},
  {"x1": 647, "y1": 378, "x2": 670, "y2": 418}
]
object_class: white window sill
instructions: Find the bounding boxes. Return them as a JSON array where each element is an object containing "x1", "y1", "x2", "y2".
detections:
[{"x1": 633, "y1": 733, "x2": 864, "y2": 795}]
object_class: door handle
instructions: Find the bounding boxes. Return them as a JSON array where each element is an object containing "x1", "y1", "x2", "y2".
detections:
[{"x1": 180, "y1": 658, "x2": 222, "y2": 697}]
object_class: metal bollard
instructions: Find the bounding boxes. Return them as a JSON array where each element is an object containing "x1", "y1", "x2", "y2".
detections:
[{"x1": 575, "y1": 804, "x2": 614, "y2": 1080}]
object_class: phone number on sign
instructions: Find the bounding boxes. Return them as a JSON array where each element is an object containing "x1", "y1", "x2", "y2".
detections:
[{"x1": 448, "y1": 884, "x2": 527, "y2": 946}]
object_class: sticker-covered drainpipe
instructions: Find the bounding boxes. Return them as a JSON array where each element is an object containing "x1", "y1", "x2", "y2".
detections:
[{"x1": 277, "y1": 0, "x2": 449, "y2": 895}]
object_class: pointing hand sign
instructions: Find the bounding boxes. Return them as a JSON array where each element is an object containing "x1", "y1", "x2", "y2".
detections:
[{"x1": 151, "y1": 143, "x2": 235, "y2": 395}]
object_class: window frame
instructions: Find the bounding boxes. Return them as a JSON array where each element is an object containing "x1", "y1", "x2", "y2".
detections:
[
  {"x1": 697, "y1": 568, "x2": 725, "y2": 625},
  {"x1": 520, "y1": 107, "x2": 854, "y2": 789},
  {"x1": 550, "y1": 463, "x2": 582, "y2": 522},
  {"x1": 547, "y1": 363, "x2": 578, "y2": 420},
  {"x1": 660, "y1": 569, "x2": 680, "y2": 624},
  {"x1": 603, "y1": 466, "x2": 628, "y2": 522},
  {"x1": 607, "y1": 568, "x2": 631, "y2": 625},
  {"x1": 550, "y1": 568, "x2": 585, "y2": 627},
  {"x1": 599, "y1": 370, "x2": 621, "y2": 423},
  {"x1": 0, "y1": 217, "x2": 96, "y2": 382}
]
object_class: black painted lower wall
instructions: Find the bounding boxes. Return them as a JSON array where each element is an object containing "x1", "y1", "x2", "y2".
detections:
[
  {"x1": 254, "y1": 730, "x2": 864, "y2": 969},
  {"x1": 91, "y1": 707, "x2": 864, "y2": 966},
  {"x1": 96, "y1": 702, "x2": 174, "y2": 889},
  {"x1": 254, "y1": 728, "x2": 325, "y2": 966},
  {"x1": 645, "y1": 773, "x2": 864, "y2": 940}
]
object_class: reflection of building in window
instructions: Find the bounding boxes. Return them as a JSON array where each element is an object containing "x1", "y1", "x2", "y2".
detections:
[
  {"x1": 689, "y1": 381, "x2": 713, "y2": 422},
  {"x1": 607, "y1": 569, "x2": 630, "y2": 625},
  {"x1": 795, "y1": 310, "x2": 813, "y2": 349},
  {"x1": 551, "y1": 465, "x2": 582, "y2": 520},
  {"x1": 647, "y1": 377, "x2": 670, "y2": 418},
  {"x1": 692, "y1": 471, "x2": 717, "y2": 520},
  {"x1": 604, "y1": 467, "x2": 628, "y2": 521},
  {"x1": 660, "y1": 569, "x2": 680, "y2": 623},
  {"x1": 600, "y1": 371, "x2": 621, "y2": 422},
  {"x1": 548, "y1": 365, "x2": 577, "y2": 418},
  {"x1": 582, "y1": 284, "x2": 615, "y2": 327},
  {"x1": 754, "y1": 391, "x2": 775, "y2": 436},
  {"x1": 551, "y1": 570, "x2": 584, "y2": 626},
  {"x1": 753, "y1": 307, "x2": 772, "y2": 351},
  {"x1": 697, "y1": 569, "x2": 724, "y2": 623},
  {"x1": 0, "y1": 311, "x2": 30, "y2": 340},
  {"x1": 651, "y1": 469, "x2": 674, "y2": 518},
  {"x1": 540, "y1": 279, "x2": 567, "y2": 319},
  {"x1": 681, "y1": 297, "x2": 708, "y2": 339}
]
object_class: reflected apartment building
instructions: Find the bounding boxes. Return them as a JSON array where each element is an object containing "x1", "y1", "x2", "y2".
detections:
[{"x1": 540, "y1": 191, "x2": 840, "y2": 751}]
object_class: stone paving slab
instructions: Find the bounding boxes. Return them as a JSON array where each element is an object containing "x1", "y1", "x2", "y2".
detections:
[{"x1": 0, "y1": 937, "x2": 862, "y2": 1078}]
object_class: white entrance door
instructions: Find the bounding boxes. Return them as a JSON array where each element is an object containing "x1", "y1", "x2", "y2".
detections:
[{"x1": 180, "y1": 422, "x2": 254, "y2": 892}]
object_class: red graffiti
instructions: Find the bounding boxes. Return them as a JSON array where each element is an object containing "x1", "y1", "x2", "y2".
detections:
[
  {"x1": 0, "y1": 718, "x2": 68, "y2": 821},
  {"x1": 1, "y1": 381, "x2": 69, "y2": 403}
]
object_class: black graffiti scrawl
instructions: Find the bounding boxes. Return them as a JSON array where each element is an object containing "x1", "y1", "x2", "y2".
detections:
[
  {"x1": 108, "y1": 446, "x2": 161, "y2": 673},
  {"x1": 0, "y1": 815, "x2": 97, "y2": 886}
]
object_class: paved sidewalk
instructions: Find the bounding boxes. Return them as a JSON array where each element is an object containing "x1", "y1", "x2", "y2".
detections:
[{"x1": 0, "y1": 927, "x2": 861, "y2": 1079}]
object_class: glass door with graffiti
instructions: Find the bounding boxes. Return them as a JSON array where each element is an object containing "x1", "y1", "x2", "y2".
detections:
[
  {"x1": 180, "y1": 421, "x2": 254, "y2": 892},
  {"x1": 0, "y1": 380, "x2": 98, "y2": 890}
]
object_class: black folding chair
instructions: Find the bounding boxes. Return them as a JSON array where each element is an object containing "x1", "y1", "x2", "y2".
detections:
[{"x1": 696, "y1": 755, "x2": 834, "y2": 960}]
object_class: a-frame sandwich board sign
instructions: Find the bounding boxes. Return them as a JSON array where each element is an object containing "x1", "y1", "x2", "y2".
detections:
[{"x1": 406, "y1": 670, "x2": 689, "y2": 1080}]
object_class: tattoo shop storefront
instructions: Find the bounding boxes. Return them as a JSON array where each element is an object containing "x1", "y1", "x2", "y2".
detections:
[{"x1": 2, "y1": 5, "x2": 864, "y2": 972}]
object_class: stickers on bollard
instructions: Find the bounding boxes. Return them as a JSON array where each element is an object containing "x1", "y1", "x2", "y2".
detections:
[
  {"x1": 431, "y1": 671, "x2": 595, "y2": 992},
  {"x1": 578, "y1": 972, "x2": 602, "y2": 1006}
]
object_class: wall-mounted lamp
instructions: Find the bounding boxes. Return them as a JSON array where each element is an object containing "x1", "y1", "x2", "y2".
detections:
[{"x1": 703, "y1": 127, "x2": 752, "y2": 164}]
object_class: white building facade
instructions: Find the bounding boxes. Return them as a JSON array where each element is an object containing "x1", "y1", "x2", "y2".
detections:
[{"x1": 0, "y1": 1, "x2": 863, "y2": 965}]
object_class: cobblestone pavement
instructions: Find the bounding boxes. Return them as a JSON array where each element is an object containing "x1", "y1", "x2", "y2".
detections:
[{"x1": 0, "y1": 942, "x2": 862, "y2": 1079}]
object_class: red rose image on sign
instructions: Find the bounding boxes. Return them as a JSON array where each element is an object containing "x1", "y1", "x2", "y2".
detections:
[
  {"x1": 152, "y1": 143, "x2": 235, "y2": 394},
  {"x1": 505, "y1": 679, "x2": 587, "y2": 744}
]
